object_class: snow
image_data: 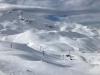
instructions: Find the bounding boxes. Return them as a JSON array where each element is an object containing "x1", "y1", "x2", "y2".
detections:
[{"x1": 0, "y1": 0, "x2": 100, "y2": 75}]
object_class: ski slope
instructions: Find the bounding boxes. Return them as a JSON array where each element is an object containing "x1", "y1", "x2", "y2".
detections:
[
  {"x1": 0, "y1": 41, "x2": 91, "y2": 75},
  {"x1": 0, "y1": 23, "x2": 100, "y2": 75},
  {"x1": 0, "y1": 0, "x2": 100, "y2": 75}
]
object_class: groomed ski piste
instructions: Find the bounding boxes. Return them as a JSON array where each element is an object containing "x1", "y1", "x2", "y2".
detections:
[{"x1": 0, "y1": 0, "x2": 100, "y2": 75}]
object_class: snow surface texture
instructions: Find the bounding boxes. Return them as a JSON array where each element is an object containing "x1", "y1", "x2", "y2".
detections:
[{"x1": 0, "y1": 0, "x2": 100, "y2": 75}]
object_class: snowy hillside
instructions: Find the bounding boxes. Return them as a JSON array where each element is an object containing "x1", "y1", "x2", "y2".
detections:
[{"x1": 0, "y1": 0, "x2": 100, "y2": 75}]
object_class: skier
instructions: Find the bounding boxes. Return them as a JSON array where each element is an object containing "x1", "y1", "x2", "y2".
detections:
[
  {"x1": 66, "y1": 54, "x2": 72, "y2": 60},
  {"x1": 66, "y1": 49, "x2": 73, "y2": 60}
]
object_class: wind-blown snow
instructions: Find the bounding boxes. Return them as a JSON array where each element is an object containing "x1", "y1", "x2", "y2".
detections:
[{"x1": 0, "y1": 0, "x2": 100, "y2": 75}]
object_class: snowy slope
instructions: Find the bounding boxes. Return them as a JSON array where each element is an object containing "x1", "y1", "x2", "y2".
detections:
[
  {"x1": 0, "y1": 0, "x2": 100, "y2": 75},
  {"x1": 0, "y1": 41, "x2": 91, "y2": 75}
]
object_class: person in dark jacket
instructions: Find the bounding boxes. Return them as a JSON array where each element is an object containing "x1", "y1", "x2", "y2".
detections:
[{"x1": 66, "y1": 54, "x2": 73, "y2": 60}]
